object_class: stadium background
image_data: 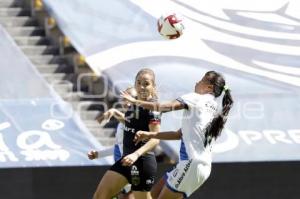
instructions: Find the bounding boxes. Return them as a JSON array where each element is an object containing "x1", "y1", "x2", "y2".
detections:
[{"x1": 0, "y1": 0, "x2": 300, "y2": 198}]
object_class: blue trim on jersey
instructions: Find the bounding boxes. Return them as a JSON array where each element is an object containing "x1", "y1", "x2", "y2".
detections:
[
  {"x1": 179, "y1": 140, "x2": 189, "y2": 161},
  {"x1": 163, "y1": 173, "x2": 168, "y2": 181},
  {"x1": 113, "y1": 144, "x2": 122, "y2": 162},
  {"x1": 165, "y1": 179, "x2": 188, "y2": 198}
]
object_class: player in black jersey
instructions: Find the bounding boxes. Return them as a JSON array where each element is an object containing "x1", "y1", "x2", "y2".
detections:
[{"x1": 93, "y1": 68, "x2": 161, "y2": 199}]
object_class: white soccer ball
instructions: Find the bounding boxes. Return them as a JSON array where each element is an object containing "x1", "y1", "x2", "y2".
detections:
[{"x1": 157, "y1": 14, "x2": 184, "y2": 40}]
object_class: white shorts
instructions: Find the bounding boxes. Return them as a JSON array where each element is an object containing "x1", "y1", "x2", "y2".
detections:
[{"x1": 164, "y1": 159, "x2": 211, "y2": 198}]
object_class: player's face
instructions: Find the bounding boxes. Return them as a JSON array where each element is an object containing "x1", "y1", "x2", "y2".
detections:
[
  {"x1": 135, "y1": 73, "x2": 155, "y2": 101},
  {"x1": 195, "y1": 78, "x2": 213, "y2": 94}
]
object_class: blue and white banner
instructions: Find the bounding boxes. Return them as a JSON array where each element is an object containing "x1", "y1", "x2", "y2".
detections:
[
  {"x1": 0, "y1": 100, "x2": 111, "y2": 167},
  {"x1": 0, "y1": 26, "x2": 111, "y2": 167}
]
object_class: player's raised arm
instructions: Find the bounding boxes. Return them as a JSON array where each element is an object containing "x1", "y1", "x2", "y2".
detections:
[
  {"x1": 121, "y1": 121, "x2": 161, "y2": 167},
  {"x1": 121, "y1": 91, "x2": 185, "y2": 112}
]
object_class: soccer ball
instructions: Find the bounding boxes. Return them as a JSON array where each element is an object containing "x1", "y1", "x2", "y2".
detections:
[{"x1": 157, "y1": 14, "x2": 184, "y2": 39}]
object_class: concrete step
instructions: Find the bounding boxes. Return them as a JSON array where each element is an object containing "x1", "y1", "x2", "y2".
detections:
[
  {"x1": 84, "y1": 120, "x2": 102, "y2": 128},
  {"x1": 73, "y1": 92, "x2": 106, "y2": 102},
  {"x1": 14, "y1": 36, "x2": 49, "y2": 46},
  {"x1": 0, "y1": 16, "x2": 37, "y2": 27},
  {"x1": 20, "y1": 45, "x2": 59, "y2": 55},
  {"x1": 28, "y1": 55, "x2": 65, "y2": 64},
  {"x1": 79, "y1": 110, "x2": 101, "y2": 120},
  {"x1": 63, "y1": 92, "x2": 105, "y2": 102},
  {"x1": 0, "y1": 8, "x2": 30, "y2": 16},
  {"x1": 35, "y1": 64, "x2": 74, "y2": 73},
  {"x1": 5, "y1": 26, "x2": 44, "y2": 36},
  {"x1": 89, "y1": 127, "x2": 115, "y2": 137},
  {"x1": 71, "y1": 101, "x2": 107, "y2": 112},
  {"x1": 42, "y1": 73, "x2": 70, "y2": 83},
  {"x1": 52, "y1": 83, "x2": 74, "y2": 95},
  {"x1": 61, "y1": 91, "x2": 85, "y2": 102},
  {"x1": 0, "y1": 0, "x2": 22, "y2": 8}
]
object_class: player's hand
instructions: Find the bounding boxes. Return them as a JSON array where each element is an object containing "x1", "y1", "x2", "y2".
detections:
[
  {"x1": 121, "y1": 153, "x2": 139, "y2": 166},
  {"x1": 87, "y1": 150, "x2": 98, "y2": 160},
  {"x1": 134, "y1": 131, "x2": 151, "y2": 145},
  {"x1": 120, "y1": 91, "x2": 136, "y2": 104},
  {"x1": 96, "y1": 109, "x2": 115, "y2": 124}
]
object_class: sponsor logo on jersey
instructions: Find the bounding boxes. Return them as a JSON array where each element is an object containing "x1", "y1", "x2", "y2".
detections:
[
  {"x1": 173, "y1": 168, "x2": 179, "y2": 177},
  {"x1": 124, "y1": 126, "x2": 135, "y2": 134},
  {"x1": 175, "y1": 159, "x2": 193, "y2": 188},
  {"x1": 205, "y1": 101, "x2": 217, "y2": 112}
]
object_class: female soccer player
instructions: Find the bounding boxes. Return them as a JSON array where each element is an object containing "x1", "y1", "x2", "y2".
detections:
[
  {"x1": 122, "y1": 71, "x2": 234, "y2": 199},
  {"x1": 93, "y1": 68, "x2": 161, "y2": 199},
  {"x1": 88, "y1": 87, "x2": 137, "y2": 199}
]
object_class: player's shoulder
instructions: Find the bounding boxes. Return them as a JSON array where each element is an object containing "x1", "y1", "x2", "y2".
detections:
[
  {"x1": 179, "y1": 92, "x2": 197, "y2": 99},
  {"x1": 181, "y1": 92, "x2": 213, "y2": 103}
]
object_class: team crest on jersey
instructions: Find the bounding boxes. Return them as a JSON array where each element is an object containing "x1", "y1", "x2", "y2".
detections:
[{"x1": 130, "y1": 165, "x2": 139, "y2": 175}]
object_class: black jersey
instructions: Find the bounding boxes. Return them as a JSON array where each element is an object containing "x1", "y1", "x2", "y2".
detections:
[{"x1": 123, "y1": 104, "x2": 161, "y2": 155}]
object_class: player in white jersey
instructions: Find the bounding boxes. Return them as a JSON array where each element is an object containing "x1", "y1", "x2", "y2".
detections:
[
  {"x1": 121, "y1": 71, "x2": 234, "y2": 198},
  {"x1": 88, "y1": 87, "x2": 137, "y2": 199}
]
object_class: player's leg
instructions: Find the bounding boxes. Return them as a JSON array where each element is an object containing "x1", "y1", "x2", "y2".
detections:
[
  {"x1": 131, "y1": 155, "x2": 157, "y2": 199},
  {"x1": 157, "y1": 185, "x2": 184, "y2": 199},
  {"x1": 118, "y1": 184, "x2": 134, "y2": 199},
  {"x1": 133, "y1": 191, "x2": 152, "y2": 199},
  {"x1": 93, "y1": 170, "x2": 128, "y2": 199},
  {"x1": 119, "y1": 191, "x2": 134, "y2": 199},
  {"x1": 151, "y1": 176, "x2": 166, "y2": 198},
  {"x1": 156, "y1": 160, "x2": 189, "y2": 199}
]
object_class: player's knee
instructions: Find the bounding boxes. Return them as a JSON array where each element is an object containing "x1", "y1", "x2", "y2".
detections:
[{"x1": 151, "y1": 192, "x2": 159, "y2": 199}]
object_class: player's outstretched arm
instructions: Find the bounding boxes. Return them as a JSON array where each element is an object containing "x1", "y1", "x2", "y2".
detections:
[
  {"x1": 87, "y1": 146, "x2": 114, "y2": 160},
  {"x1": 121, "y1": 91, "x2": 185, "y2": 112},
  {"x1": 134, "y1": 129, "x2": 182, "y2": 144},
  {"x1": 121, "y1": 123, "x2": 160, "y2": 166}
]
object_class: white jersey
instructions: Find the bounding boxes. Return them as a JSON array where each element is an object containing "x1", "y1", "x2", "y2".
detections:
[
  {"x1": 177, "y1": 93, "x2": 218, "y2": 165},
  {"x1": 113, "y1": 123, "x2": 124, "y2": 161},
  {"x1": 165, "y1": 93, "x2": 218, "y2": 197}
]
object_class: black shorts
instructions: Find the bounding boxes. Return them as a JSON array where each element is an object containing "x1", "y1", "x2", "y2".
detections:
[{"x1": 110, "y1": 154, "x2": 157, "y2": 192}]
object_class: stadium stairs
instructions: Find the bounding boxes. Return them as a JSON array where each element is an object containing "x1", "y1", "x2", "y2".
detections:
[{"x1": 0, "y1": 0, "x2": 116, "y2": 146}]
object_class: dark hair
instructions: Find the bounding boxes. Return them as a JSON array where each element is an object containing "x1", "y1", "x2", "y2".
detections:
[
  {"x1": 204, "y1": 71, "x2": 234, "y2": 146},
  {"x1": 135, "y1": 68, "x2": 158, "y2": 99}
]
